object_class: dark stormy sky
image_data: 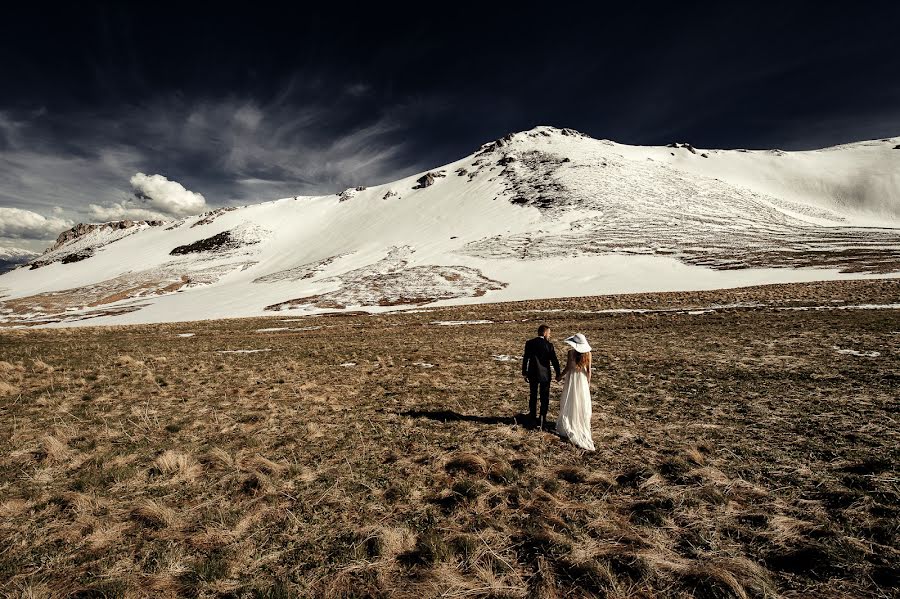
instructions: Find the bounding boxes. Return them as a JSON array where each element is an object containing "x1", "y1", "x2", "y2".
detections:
[{"x1": 2, "y1": 2, "x2": 899, "y2": 250}]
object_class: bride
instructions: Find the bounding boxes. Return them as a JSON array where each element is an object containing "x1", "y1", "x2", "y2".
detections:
[{"x1": 556, "y1": 333, "x2": 596, "y2": 451}]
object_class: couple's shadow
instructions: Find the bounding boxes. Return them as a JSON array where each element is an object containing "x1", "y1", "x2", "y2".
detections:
[{"x1": 400, "y1": 409, "x2": 553, "y2": 431}]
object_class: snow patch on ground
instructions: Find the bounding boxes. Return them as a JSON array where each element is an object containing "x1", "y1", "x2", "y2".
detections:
[
  {"x1": 431, "y1": 319, "x2": 494, "y2": 326},
  {"x1": 493, "y1": 354, "x2": 521, "y2": 362},
  {"x1": 833, "y1": 346, "x2": 881, "y2": 357},
  {"x1": 777, "y1": 303, "x2": 900, "y2": 311},
  {"x1": 256, "y1": 325, "x2": 324, "y2": 332}
]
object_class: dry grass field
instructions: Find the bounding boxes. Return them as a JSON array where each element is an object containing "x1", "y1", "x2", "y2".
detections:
[{"x1": 1, "y1": 279, "x2": 898, "y2": 598}]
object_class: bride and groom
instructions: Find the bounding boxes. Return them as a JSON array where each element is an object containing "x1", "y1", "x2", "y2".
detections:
[{"x1": 522, "y1": 325, "x2": 595, "y2": 451}]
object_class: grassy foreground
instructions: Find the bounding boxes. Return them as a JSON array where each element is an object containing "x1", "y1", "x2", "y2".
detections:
[{"x1": 1, "y1": 279, "x2": 898, "y2": 598}]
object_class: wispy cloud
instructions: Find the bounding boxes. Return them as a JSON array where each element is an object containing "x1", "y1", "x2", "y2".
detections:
[{"x1": 0, "y1": 93, "x2": 443, "y2": 249}]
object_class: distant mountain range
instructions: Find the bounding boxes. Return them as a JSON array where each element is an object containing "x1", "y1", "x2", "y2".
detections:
[
  {"x1": 1, "y1": 126, "x2": 898, "y2": 327},
  {"x1": 0, "y1": 246, "x2": 39, "y2": 275}
]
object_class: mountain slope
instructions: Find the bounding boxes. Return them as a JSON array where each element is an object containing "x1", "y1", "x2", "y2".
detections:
[{"x1": 1, "y1": 126, "x2": 899, "y2": 327}]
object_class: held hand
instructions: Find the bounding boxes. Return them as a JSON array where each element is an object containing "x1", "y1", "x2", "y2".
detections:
[{"x1": 523, "y1": 375, "x2": 530, "y2": 383}]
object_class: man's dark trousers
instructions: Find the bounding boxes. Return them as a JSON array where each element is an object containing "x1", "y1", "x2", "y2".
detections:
[{"x1": 529, "y1": 379, "x2": 550, "y2": 419}]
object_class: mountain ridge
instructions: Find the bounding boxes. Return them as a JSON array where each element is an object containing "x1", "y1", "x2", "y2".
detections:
[{"x1": 2, "y1": 126, "x2": 898, "y2": 327}]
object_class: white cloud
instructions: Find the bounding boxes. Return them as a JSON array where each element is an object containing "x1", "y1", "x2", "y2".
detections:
[
  {"x1": 83, "y1": 173, "x2": 208, "y2": 222},
  {"x1": 129, "y1": 173, "x2": 207, "y2": 217},
  {"x1": 87, "y1": 202, "x2": 170, "y2": 222},
  {"x1": 0, "y1": 207, "x2": 73, "y2": 240}
]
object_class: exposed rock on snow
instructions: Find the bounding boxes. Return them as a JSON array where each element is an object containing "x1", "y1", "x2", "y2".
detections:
[
  {"x1": 170, "y1": 225, "x2": 267, "y2": 256},
  {"x1": 29, "y1": 220, "x2": 165, "y2": 270},
  {"x1": 49, "y1": 220, "x2": 165, "y2": 251},
  {"x1": 265, "y1": 247, "x2": 506, "y2": 311},
  {"x1": 668, "y1": 142, "x2": 698, "y2": 154},
  {"x1": 171, "y1": 231, "x2": 240, "y2": 255},
  {"x1": 413, "y1": 171, "x2": 446, "y2": 189},
  {"x1": 192, "y1": 207, "x2": 237, "y2": 228}
]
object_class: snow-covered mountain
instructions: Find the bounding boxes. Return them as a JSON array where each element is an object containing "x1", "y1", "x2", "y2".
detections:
[
  {"x1": 1, "y1": 126, "x2": 899, "y2": 327},
  {"x1": 0, "y1": 246, "x2": 39, "y2": 275}
]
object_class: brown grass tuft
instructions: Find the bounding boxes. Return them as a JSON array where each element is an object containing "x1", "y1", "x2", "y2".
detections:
[
  {"x1": 151, "y1": 450, "x2": 201, "y2": 481},
  {"x1": 115, "y1": 354, "x2": 145, "y2": 368},
  {"x1": 528, "y1": 556, "x2": 560, "y2": 599},
  {"x1": 130, "y1": 499, "x2": 177, "y2": 529},
  {"x1": 244, "y1": 454, "x2": 286, "y2": 475},
  {"x1": 445, "y1": 452, "x2": 488, "y2": 475},
  {"x1": 31, "y1": 358, "x2": 54, "y2": 373},
  {"x1": 680, "y1": 558, "x2": 773, "y2": 599},
  {"x1": 204, "y1": 447, "x2": 233, "y2": 469},
  {"x1": 38, "y1": 434, "x2": 69, "y2": 463}
]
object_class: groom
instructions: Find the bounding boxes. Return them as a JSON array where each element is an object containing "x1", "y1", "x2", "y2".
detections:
[{"x1": 522, "y1": 324, "x2": 561, "y2": 430}]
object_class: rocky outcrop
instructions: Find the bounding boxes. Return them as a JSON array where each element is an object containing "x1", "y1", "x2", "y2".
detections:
[
  {"x1": 49, "y1": 220, "x2": 165, "y2": 252},
  {"x1": 170, "y1": 231, "x2": 239, "y2": 255},
  {"x1": 338, "y1": 186, "x2": 368, "y2": 202},
  {"x1": 413, "y1": 171, "x2": 445, "y2": 189},
  {"x1": 192, "y1": 207, "x2": 237, "y2": 228},
  {"x1": 476, "y1": 127, "x2": 590, "y2": 156},
  {"x1": 476, "y1": 133, "x2": 516, "y2": 155},
  {"x1": 668, "y1": 142, "x2": 698, "y2": 154},
  {"x1": 415, "y1": 173, "x2": 435, "y2": 188}
]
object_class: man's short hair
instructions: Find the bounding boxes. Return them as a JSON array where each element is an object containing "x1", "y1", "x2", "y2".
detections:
[{"x1": 538, "y1": 324, "x2": 550, "y2": 336}]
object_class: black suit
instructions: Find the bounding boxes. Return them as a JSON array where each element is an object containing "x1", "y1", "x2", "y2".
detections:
[{"x1": 522, "y1": 336, "x2": 561, "y2": 418}]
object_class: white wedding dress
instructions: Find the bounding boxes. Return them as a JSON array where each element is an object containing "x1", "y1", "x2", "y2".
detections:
[{"x1": 556, "y1": 365, "x2": 595, "y2": 451}]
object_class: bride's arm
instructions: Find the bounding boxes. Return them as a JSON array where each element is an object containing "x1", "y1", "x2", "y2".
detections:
[
  {"x1": 586, "y1": 353, "x2": 592, "y2": 383},
  {"x1": 560, "y1": 349, "x2": 572, "y2": 378}
]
